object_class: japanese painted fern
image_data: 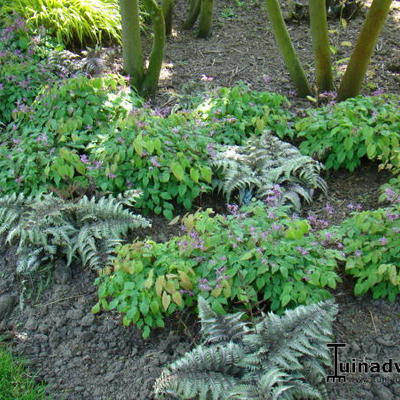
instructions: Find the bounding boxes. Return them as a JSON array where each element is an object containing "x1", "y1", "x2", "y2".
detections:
[
  {"x1": 154, "y1": 297, "x2": 337, "y2": 400},
  {"x1": 211, "y1": 131, "x2": 327, "y2": 210},
  {"x1": 0, "y1": 193, "x2": 150, "y2": 274}
]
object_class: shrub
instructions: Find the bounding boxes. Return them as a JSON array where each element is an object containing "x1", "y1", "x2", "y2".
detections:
[
  {"x1": 87, "y1": 112, "x2": 214, "y2": 218},
  {"x1": 293, "y1": 95, "x2": 400, "y2": 172},
  {"x1": 193, "y1": 84, "x2": 294, "y2": 145},
  {"x1": 0, "y1": 345, "x2": 47, "y2": 400},
  {"x1": 211, "y1": 131, "x2": 327, "y2": 209},
  {"x1": 0, "y1": 192, "x2": 150, "y2": 274},
  {"x1": 0, "y1": 16, "x2": 60, "y2": 124},
  {"x1": 331, "y1": 204, "x2": 400, "y2": 301},
  {"x1": 1, "y1": 0, "x2": 122, "y2": 47},
  {"x1": 154, "y1": 297, "x2": 337, "y2": 400},
  {"x1": 0, "y1": 74, "x2": 140, "y2": 194},
  {"x1": 94, "y1": 202, "x2": 341, "y2": 337}
]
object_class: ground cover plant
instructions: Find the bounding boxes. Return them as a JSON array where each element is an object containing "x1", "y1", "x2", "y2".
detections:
[
  {"x1": 154, "y1": 297, "x2": 337, "y2": 400},
  {"x1": 292, "y1": 94, "x2": 400, "y2": 172},
  {"x1": 94, "y1": 201, "x2": 342, "y2": 337},
  {"x1": 192, "y1": 84, "x2": 294, "y2": 145},
  {"x1": 211, "y1": 131, "x2": 327, "y2": 209},
  {"x1": 0, "y1": 74, "x2": 142, "y2": 195},
  {"x1": 329, "y1": 199, "x2": 400, "y2": 301},
  {"x1": 0, "y1": 345, "x2": 47, "y2": 400},
  {"x1": 0, "y1": 192, "x2": 150, "y2": 274},
  {"x1": 0, "y1": 15, "x2": 63, "y2": 124}
]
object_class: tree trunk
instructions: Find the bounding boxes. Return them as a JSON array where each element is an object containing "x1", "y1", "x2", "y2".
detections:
[
  {"x1": 337, "y1": 0, "x2": 392, "y2": 101},
  {"x1": 309, "y1": 0, "x2": 333, "y2": 92},
  {"x1": 183, "y1": 0, "x2": 201, "y2": 30},
  {"x1": 142, "y1": 0, "x2": 166, "y2": 96},
  {"x1": 119, "y1": 0, "x2": 144, "y2": 91},
  {"x1": 265, "y1": 0, "x2": 312, "y2": 97},
  {"x1": 198, "y1": 0, "x2": 213, "y2": 38},
  {"x1": 162, "y1": 0, "x2": 175, "y2": 36}
]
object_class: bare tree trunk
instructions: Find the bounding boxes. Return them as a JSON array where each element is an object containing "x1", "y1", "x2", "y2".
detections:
[
  {"x1": 337, "y1": 0, "x2": 393, "y2": 101},
  {"x1": 198, "y1": 0, "x2": 213, "y2": 38},
  {"x1": 142, "y1": 0, "x2": 166, "y2": 96},
  {"x1": 309, "y1": 0, "x2": 333, "y2": 92},
  {"x1": 265, "y1": 0, "x2": 312, "y2": 97},
  {"x1": 119, "y1": 0, "x2": 144, "y2": 92},
  {"x1": 183, "y1": 0, "x2": 201, "y2": 30},
  {"x1": 162, "y1": 0, "x2": 175, "y2": 35}
]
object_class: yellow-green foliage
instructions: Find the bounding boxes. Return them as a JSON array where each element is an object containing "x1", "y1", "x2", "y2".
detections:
[{"x1": 1, "y1": 0, "x2": 121, "y2": 46}]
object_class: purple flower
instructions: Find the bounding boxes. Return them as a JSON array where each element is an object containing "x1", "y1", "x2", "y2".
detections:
[
  {"x1": 372, "y1": 88, "x2": 384, "y2": 96},
  {"x1": 325, "y1": 232, "x2": 332, "y2": 241},
  {"x1": 296, "y1": 246, "x2": 309, "y2": 256},
  {"x1": 150, "y1": 156, "x2": 161, "y2": 168},
  {"x1": 227, "y1": 204, "x2": 239, "y2": 215},
  {"x1": 0, "y1": 83, "x2": 4, "y2": 90},
  {"x1": 337, "y1": 242, "x2": 344, "y2": 250},
  {"x1": 272, "y1": 224, "x2": 282, "y2": 231},
  {"x1": 11, "y1": 138, "x2": 20, "y2": 145},
  {"x1": 324, "y1": 203, "x2": 334, "y2": 215},
  {"x1": 80, "y1": 154, "x2": 90, "y2": 164},
  {"x1": 379, "y1": 237, "x2": 388, "y2": 245},
  {"x1": 15, "y1": 176, "x2": 23, "y2": 183},
  {"x1": 107, "y1": 172, "x2": 117, "y2": 179},
  {"x1": 386, "y1": 213, "x2": 399, "y2": 221},
  {"x1": 354, "y1": 250, "x2": 362, "y2": 257}
]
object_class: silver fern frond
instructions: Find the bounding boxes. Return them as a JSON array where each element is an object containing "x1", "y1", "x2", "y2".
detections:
[{"x1": 211, "y1": 131, "x2": 327, "y2": 210}]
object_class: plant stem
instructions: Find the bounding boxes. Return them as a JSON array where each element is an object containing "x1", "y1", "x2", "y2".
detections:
[
  {"x1": 337, "y1": 0, "x2": 393, "y2": 101},
  {"x1": 183, "y1": 0, "x2": 201, "y2": 30},
  {"x1": 264, "y1": 0, "x2": 312, "y2": 97},
  {"x1": 162, "y1": 0, "x2": 175, "y2": 35},
  {"x1": 309, "y1": 0, "x2": 333, "y2": 92},
  {"x1": 119, "y1": 0, "x2": 145, "y2": 91},
  {"x1": 142, "y1": 0, "x2": 166, "y2": 96},
  {"x1": 198, "y1": 0, "x2": 214, "y2": 38}
]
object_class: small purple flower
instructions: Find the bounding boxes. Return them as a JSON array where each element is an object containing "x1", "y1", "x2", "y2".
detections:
[
  {"x1": 372, "y1": 88, "x2": 384, "y2": 96},
  {"x1": 272, "y1": 224, "x2": 282, "y2": 231},
  {"x1": 107, "y1": 172, "x2": 117, "y2": 179},
  {"x1": 337, "y1": 242, "x2": 344, "y2": 250},
  {"x1": 325, "y1": 232, "x2": 332, "y2": 241},
  {"x1": 354, "y1": 250, "x2": 362, "y2": 257},
  {"x1": 296, "y1": 246, "x2": 309, "y2": 256},
  {"x1": 0, "y1": 83, "x2": 4, "y2": 90},
  {"x1": 150, "y1": 156, "x2": 161, "y2": 168},
  {"x1": 80, "y1": 154, "x2": 90, "y2": 164},
  {"x1": 11, "y1": 138, "x2": 20, "y2": 145},
  {"x1": 15, "y1": 176, "x2": 23, "y2": 183},
  {"x1": 227, "y1": 204, "x2": 239, "y2": 215},
  {"x1": 379, "y1": 237, "x2": 388, "y2": 245},
  {"x1": 386, "y1": 213, "x2": 399, "y2": 221},
  {"x1": 179, "y1": 289, "x2": 194, "y2": 296},
  {"x1": 324, "y1": 203, "x2": 334, "y2": 215}
]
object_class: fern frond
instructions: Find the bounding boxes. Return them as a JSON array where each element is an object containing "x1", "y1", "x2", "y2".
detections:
[
  {"x1": 198, "y1": 297, "x2": 249, "y2": 344},
  {"x1": 211, "y1": 131, "x2": 327, "y2": 209}
]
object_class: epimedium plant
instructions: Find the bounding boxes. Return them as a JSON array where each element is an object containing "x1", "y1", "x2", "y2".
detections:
[
  {"x1": 0, "y1": 74, "x2": 142, "y2": 194},
  {"x1": 192, "y1": 84, "x2": 295, "y2": 145},
  {"x1": 328, "y1": 202, "x2": 400, "y2": 301},
  {"x1": 94, "y1": 201, "x2": 342, "y2": 338},
  {"x1": 291, "y1": 94, "x2": 400, "y2": 172},
  {"x1": 86, "y1": 111, "x2": 213, "y2": 218},
  {"x1": 0, "y1": 16, "x2": 62, "y2": 124}
]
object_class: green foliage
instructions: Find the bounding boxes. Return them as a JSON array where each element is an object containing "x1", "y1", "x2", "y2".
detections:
[
  {"x1": 331, "y1": 204, "x2": 400, "y2": 301},
  {"x1": 0, "y1": 345, "x2": 47, "y2": 400},
  {"x1": 212, "y1": 131, "x2": 327, "y2": 209},
  {"x1": 293, "y1": 95, "x2": 400, "y2": 172},
  {"x1": 0, "y1": 16, "x2": 61, "y2": 124},
  {"x1": 153, "y1": 297, "x2": 337, "y2": 400},
  {"x1": 0, "y1": 74, "x2": 141, "y2": 194},
  {"x1": 87, "y1": 112, "x2": 213, "y2": 217},
  {"x1": 94, "y1": 202, "x2": 341, "y2": 337},
  {"x1": 1, "y1": 0, "x2": 122, "y2": 47},
  {"x1": 193, "y1": 85, "x2": 294, "y2": 144},
  {"x1": 0, "y1": 192, "x2": 150, "y2": 274}
]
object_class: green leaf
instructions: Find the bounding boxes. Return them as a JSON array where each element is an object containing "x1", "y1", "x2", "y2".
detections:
[
  {"x1": 190, "y1": 168, "x2": 200, "y2": 183},
  {"x1": 170, "y1": 162, "x2": 185, "y2": 181}
]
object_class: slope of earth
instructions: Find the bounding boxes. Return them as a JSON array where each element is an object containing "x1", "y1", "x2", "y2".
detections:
[{"x1": 0, "y1": 166, "x2": 398, "y2": 400}]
